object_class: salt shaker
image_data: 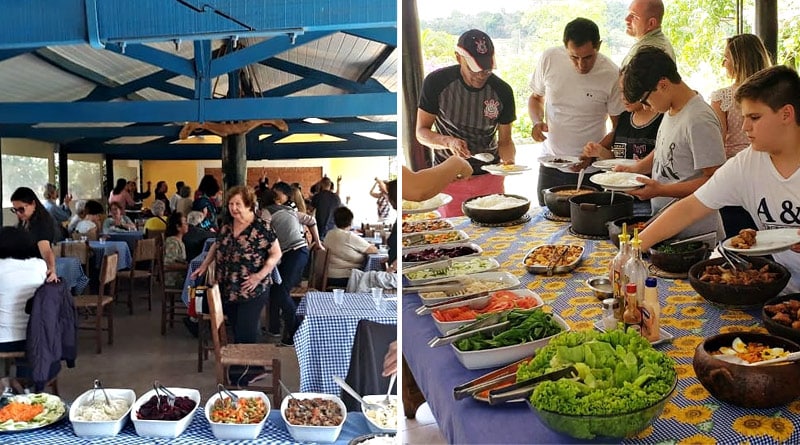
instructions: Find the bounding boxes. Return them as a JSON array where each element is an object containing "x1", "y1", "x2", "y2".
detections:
[{"x1": 601, "y1": 298, "x2": 618, "y2": 331}]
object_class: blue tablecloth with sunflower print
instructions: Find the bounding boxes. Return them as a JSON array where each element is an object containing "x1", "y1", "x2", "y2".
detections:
[{"x1": 402, "y1": 208, "x2": 800, "y2": 445}]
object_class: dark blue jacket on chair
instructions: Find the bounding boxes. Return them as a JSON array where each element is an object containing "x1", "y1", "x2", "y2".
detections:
[{"x1": 25, "y1": 281, "x2": 78, "y2": 391}]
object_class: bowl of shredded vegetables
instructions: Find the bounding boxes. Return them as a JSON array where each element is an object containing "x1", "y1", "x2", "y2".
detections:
[
  {"x1": 204, "y1": 389, "x2": 270, "y2": 440},
  {"x1": 518, "y1": 328, "x2": 677, "y2": 440},
  {"x1": 69, "y1": 388, "x2": 135, "y2": 437},
  {"x1": 432, "y1": 289, "x2": 544, "y2": 335}
]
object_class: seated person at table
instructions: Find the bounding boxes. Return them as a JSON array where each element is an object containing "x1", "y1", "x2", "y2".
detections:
[
  {"x1": 184, "y1": 211, "x2": 216, "y2": 261},
  {"x1": 103, "y1": 202, "x2": 137, "y2": 233},
  {"x1": 73, "y1": 200, "x2": 105, "y2": 237},
  {"x1": 42, "y1": 183, "x2": 72, "y2": 242},
  {"x1": 163, "y1": 212, "x2": 189, "y2": 288},
  {"x1": 638, "y1": 65, "x2": 800, "y2": 293},
  {"x1": 325, "y1": 207, "x2": 378, "y2": 288},
  {"x1": 0, "y1": 227, "x2": 47, "y2": 354},
  {"x1": 144, "y1": 200, "x2": 168, "y2": 233},
  {"x1": 66, "y1": 199, "x2": 87, "y2": 234}
]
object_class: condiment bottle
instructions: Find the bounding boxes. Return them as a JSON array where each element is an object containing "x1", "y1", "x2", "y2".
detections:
[
  {"x1": 623, "y1": 283, "x2": 641, "y2": 333},
  {"x1": 601, "y1": 298, "x2": 618, "y2": 331},
  {"x1": 641, "y1": 277, "x2": 661, "y2": 342},
  {"x1": 623, "y1": 228, "x2": 649, "y2": 308},
  {"x1": 609, "y1": 223, "x2": 631, "y2": 321}
]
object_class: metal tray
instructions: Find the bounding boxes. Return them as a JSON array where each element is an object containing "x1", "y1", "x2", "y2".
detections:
[
  {"x1": 403, "y1": 256, "x2": 500, "y2": 286},
  {"x1": 522, "y1": 244, "x2": 584, "y2": 274},
  {"x1": 401, "y1": 218, "x2": 455, "y2": 234},
  {"x1": 401, "y1": 229, "x2": 470, "y2": 248},
  {"x1": 402, "y1": 242, "x2": 483, "y2": 265}
]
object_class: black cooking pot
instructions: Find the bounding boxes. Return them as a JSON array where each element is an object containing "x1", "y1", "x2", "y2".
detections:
[
  {"x1": 569, "y1": 192, "x2": 634, "y2": 237},
  {"x1": 542, "y1": 185, "x2": 599, "y2": 218}
]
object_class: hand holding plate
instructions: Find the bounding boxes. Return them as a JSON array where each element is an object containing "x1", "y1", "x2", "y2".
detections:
[{"x1": 627, "y1": 176, "x2": 660, "y2": 200}]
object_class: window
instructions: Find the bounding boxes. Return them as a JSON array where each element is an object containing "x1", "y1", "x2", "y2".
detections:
[
  {"x1": 67, "y1": 158, "x2": 104, "y2": 201},
  {"x1": 1, "y1": 154, "x2": 49, "y2": 207}
]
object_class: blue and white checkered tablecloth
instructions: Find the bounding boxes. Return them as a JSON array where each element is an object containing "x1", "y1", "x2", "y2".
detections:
[
  {"x1": 2, "y1": 408, "x2": 374, "y2": 444},
  {"x1": 181, "y1": 251, "x2": 283, "y2": 306},
  {"x1": 363, "y1": 253, "x2": 388, "y2": 272},
  {"x1": 55, "y1": 257, "x2": 89, "y2": 295},
  {"x1": 87, "y1": 240, "x2": 132, "y2": 271},
  {"x1": 295, "y1": 291, "x2": 397, "y2": 395},
  {"x1": 105, "y1": 231, "x2": 144, "y2": 253}
]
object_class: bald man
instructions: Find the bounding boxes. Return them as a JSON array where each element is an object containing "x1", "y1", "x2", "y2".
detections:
[{"x1": 621, "y1": 0, "x2": 675, "y2": 67}]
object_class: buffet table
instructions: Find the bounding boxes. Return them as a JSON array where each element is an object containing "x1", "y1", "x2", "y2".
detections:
[
  {"x1": 11, "y1": 408, "x2": 375, "y2": 444},
  {"x1": 403, "y1": 209, "x2": 800, "y2": 444},
  {"x1": 296, "y1": 291, "x2": 397, "y2": 395}
]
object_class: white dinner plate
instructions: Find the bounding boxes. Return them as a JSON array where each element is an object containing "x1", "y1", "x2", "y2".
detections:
[
  {"x1": 591, "y1": 158, "x2": 639, "y2": 171},
  {"x1": 538, "y1": 155, "x2": 581, "y2": 170},
  {"x1": 402, "y1": 193, "x2": 453, "y2": 214},
  {"x1": 589, "y1": 172, "x2": 649, "y2": 191},
  {"x1": 722, "y1": 228, "x2": 800, "y2": 256},
  {"x1": 481, "y1": 164, "x2": 531, "y2": 176}
]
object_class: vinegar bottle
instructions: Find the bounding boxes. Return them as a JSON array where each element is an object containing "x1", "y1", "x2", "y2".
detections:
[
  {"x1": 609, "y1": 224, "x2": 631, "y2": 321},
  {"x1": 623, "y1": 228, "x2": 649, "y2": 308}
]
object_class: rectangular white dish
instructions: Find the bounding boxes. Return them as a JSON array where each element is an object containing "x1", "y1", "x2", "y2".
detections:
[
  {"x1": 417, "y1": 271, "x2": 521, "y2": 306},
  {"x1": 451, "y1": 314, "x2": 570, "y2": 370},
  {"x1": 401, "y1": 229, "x2": 469, "y2": 248},
  {"x1": 404, "y1": 256, "x2": 500, "y2": 286},
  {"x1": 432, "y1": 289, "x2": 544, "y2": 336},
  {"x1": 402, "y1": 242, "x2": 482, "y2": 265},
  {"x1": 205, "y1": 389, "x2": 271, "y2": 440},
  {"x1": 281, "y1": 392, "x2": 347, "y2": 443},
  {"x1": 69, "y1": 388, "x2": 136, "y2": 437},
  {"x1": 130, "y1": 387, "x2": 200, "y2": 438}
]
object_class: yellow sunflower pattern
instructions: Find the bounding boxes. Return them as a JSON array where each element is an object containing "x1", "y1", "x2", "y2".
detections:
[{"x1": 429, "y1": 215, "x2": 800, "y2": 444}]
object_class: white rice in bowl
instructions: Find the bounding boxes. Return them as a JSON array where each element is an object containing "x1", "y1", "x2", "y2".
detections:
[{"x1": 464, "y1": 194, "x2": 528, "y2": 210}]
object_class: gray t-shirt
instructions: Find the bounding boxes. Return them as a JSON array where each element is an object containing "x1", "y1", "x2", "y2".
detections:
[{"x1": 651, "y1": 94, "x2": 726, "y2": 238}]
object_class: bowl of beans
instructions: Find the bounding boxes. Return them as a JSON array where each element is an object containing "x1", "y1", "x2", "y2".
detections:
[{"x1": 281, "y1": 393, "x2": 347, "y2": 443}]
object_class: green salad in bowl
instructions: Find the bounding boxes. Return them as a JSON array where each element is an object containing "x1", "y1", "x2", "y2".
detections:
[{"x1": 517, "y1": 328, "x2": 676, "y2": 440}]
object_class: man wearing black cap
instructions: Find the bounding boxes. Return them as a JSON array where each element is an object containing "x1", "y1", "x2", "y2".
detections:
[{"x1": 416, "y1": 29, "x2": 516, "y2": 217}]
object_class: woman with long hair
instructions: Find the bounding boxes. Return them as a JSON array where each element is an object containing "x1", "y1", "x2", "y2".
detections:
[
  {"x1": 42, "y1": 183, "x2": 72, "y2": 241},
  {"x1": 710, "y1": 33, "x2": 772, "y2": 237},
  {"x1": 108, "y1": 178, "x2": 135, "y2": 210},
  {"x1": 9, "y1": 187, "x2": 59, "y2": 283},
  {"x1": 191, "y1": 186, "x2": 281, "y2": 343},
  {"x1": 163, "y1": 212, "x2": 189, "y2": 288}
]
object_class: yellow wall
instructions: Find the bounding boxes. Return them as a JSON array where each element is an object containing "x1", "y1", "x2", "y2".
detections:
[{"x1": 141, "y1": 161, "x2": 201, "y2": 208}]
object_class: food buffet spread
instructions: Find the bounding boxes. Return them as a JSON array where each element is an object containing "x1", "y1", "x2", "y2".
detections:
[{"x1": 402, "y1": 201, "x2": 800, "y2": 444}]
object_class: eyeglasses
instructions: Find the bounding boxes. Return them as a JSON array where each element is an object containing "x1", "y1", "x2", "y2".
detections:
[
  {"x1": 639, "y1": 88, "x2": 655, "y2": 106},
  {"x1": 9, "y1": 206, "x2": 25, "y2": 214}
]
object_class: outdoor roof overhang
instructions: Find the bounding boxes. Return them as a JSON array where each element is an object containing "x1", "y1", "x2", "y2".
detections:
[{"x1": 0, "y1": 0, "x2": 398, "y2": 160}]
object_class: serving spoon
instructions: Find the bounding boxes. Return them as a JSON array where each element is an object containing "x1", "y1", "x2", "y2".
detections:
[
  {"x1": 472, "y1": 152, "x2": 495, "y2": 163},
  {"x1": 714, "y1": 351, "x2": 800, "y2": 366},
  {"x1": 333, "y1": 376, "x2": 385, "y2": 412}
]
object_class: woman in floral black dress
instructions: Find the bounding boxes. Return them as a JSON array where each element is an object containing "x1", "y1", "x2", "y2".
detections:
[{"x1": 191, "y1": 185, "x2": 282, "y2": 343}]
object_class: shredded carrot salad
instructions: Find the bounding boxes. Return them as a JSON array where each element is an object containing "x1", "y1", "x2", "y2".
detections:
[
  {"x1": 209, "y1": 396, "x2": 267, "y2": 424},
  {"x1": 0, "y1": 402, "x2": 44, "y2": 423},
  {"x1": 432, "y1": 291, "x2": 540, "y2": 322}
]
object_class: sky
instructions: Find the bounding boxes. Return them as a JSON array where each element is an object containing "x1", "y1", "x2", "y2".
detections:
[{"x1": 416, "y1": 0, "x2": 532, "y2": 19}]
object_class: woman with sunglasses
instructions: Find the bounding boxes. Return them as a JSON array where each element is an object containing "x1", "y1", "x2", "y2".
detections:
[{"x1": 9, "y1": 187, "x2": 59, "y2": 283}]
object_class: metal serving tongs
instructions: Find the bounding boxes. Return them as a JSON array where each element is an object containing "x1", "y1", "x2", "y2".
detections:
[
  {"x1": 428, "y1": 312, "x2": 510, "y2": 348},
  {"x1": 547, "y1": 246, "x2": 570, "y2": 277},
  {"x1": 453, "y1": 358, "x2": 531, "y2": 400},
  {"x1": 669, "y1": 231, "x2": 717, "y2": 247},
  {"x1": 717, "y1": 241, "x2": 751, "y2": 271},
  {"x1": 403, "y1": 276, "x2": 473, "y2": 295},
  {"x1": 153, "y1": 380, "x2": 176, "y2": 409},
  {"x1": 487, "y1": 366, "x2": 579, "y2": 405},
  {"x1": 217, "y1": 383, "x2": 239, "y2": 404},
  {"x1": 93, "y1": 379, "x2": 111, "y2": 406},
  {"x1": 415, "y1": 290, "x2": 493, "y2": 316},
  {"x1": 402, "y1": 258, "x2": 453, "y2": 275}
]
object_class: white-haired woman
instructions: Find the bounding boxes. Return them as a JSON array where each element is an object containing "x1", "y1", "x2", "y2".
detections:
[{"x1": 144, "y1": 200, "x2": 168, "y2": 232}]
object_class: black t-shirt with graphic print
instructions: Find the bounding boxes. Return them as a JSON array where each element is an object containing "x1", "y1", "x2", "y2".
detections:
[{"x1": 418, "y1": 65, "x2": 516, "y2": 175}]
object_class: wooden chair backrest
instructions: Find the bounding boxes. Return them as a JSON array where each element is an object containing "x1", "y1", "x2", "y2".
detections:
[
  {"x1": 72, "y1": 231, "x2": 98, "y2": 241},
  {"x1": 309, "y1": 248, "x2": 329, "y2": 291},
  {"x1": 133, "y1": 238, "x2": 158, "y2": 263},
  {"x1": 61, "y1": 241, "x2": 91, "y2": 267},
  {"x1": 98, "y1": 253, "x2": 119, "y2": 297},
  {"x1": 207, "y1": 284, "x2": 228, "y2": 354}
]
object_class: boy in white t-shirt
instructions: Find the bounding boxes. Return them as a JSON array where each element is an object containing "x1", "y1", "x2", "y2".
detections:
[
  {"x1": 638, "y1": 65, "x2": 800, "y2": 293},
  {"x1": 617, "y1": 46, "x2": 726, "y2": 239}
]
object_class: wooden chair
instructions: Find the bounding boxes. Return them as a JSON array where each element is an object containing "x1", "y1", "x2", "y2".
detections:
[
  {"x1": 160, "y1": 261, "x2": 188, "y2": 335},
  {"x1": 308, "y1": 248, "x2": 330, "y2": 292},
  {"x1": 207, "y1": 284, "x2": 282, "y2": 407},
  {"x1": 118, "y1": 238, "x2": 157, "y2": 314},
  {"x1": 60, "y1": 240, "x2": 93, "y2": 275},
  {"x1": 146, "y1": 230, "x2": 165, "y2": 284},
  {"x1": 71, "y1": 231, "x2": 98, "y2": 241},
  {"x1": 74, "y1": 253, "x2": 118, "y2": 354},
  {"x1": 0, "y1": 353, "x2": 59, "y2": 395},
  {"x1": 196, "y1": 262, "x2": 216, "y2": 373}
]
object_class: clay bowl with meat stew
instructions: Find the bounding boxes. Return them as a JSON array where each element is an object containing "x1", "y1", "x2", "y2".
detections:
[
  {"x1": 762, "y1": 293, "x2": 800, "y2": 345},
  {"x1": 542, "y1": 185, "x2": 599, "y2": 218},
  {"x1": 687, "y1": 257, "x2": 790, "y2": 309},
  {"x1": 648, "y1": 241, "x2": 711, "y2": 274},
  {"x1": 462, "y1": 194, "x2": 530, "y2": 224},
  {"x1": 606, "y1": 216, "x2": 651, "y2": 249},
  {"x1": 693, "y1": 332, "x2": 800, "y2": 408},
  {"x1": 281, "y1": 393, "x2": 347, "y2": 443}
]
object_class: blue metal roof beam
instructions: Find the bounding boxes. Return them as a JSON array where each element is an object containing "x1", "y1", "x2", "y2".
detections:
[
  {"x1": 0, "y1": 0, "x2": 396, "y2": 49},
  {"x1": 0, "y1": 93, "x2": 396, "y2": 124},
  {"x1": 343, "y1": 27, "x2": 397, "y2": 47},
  {"x1": 104, "y1": 43, "x2": 195, "y2": 77},
  {"x1": 262, "y1": 59, "x2": 388, "y2": 94},
  {"x1": 210, "y1": 31, "x2": 334, "y2": 77}
]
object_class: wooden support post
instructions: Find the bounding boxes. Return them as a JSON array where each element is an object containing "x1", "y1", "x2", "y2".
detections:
[
  {"x1": 221, "y1": 133, "x2": 247, "y2": 192},
  {"x1": 755, "y1": 0, "x2": 778, "y2": 64}
]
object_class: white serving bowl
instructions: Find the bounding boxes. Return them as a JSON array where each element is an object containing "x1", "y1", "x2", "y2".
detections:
[
  {"x1": 451, "y1": 314, "x2": 570, "y2": 370},
  {"x1": 280, "y1": 392, "x2": 347, "y2": 443},
  {"x1": 361, "y1": 395, "x2": 398, "y2": 434},
  {"x1": 432, "y1": 289, "x2": 544, "y2": 336},
  {"x1": 204, "y1": 390, "x2": 271, "y2": 440},
  {"x1": 130, "y1": 387, "x2": 200, "y2": 438},
  {"x1": 69, "y1": 388, "x2": 136, "y2": 437}
]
